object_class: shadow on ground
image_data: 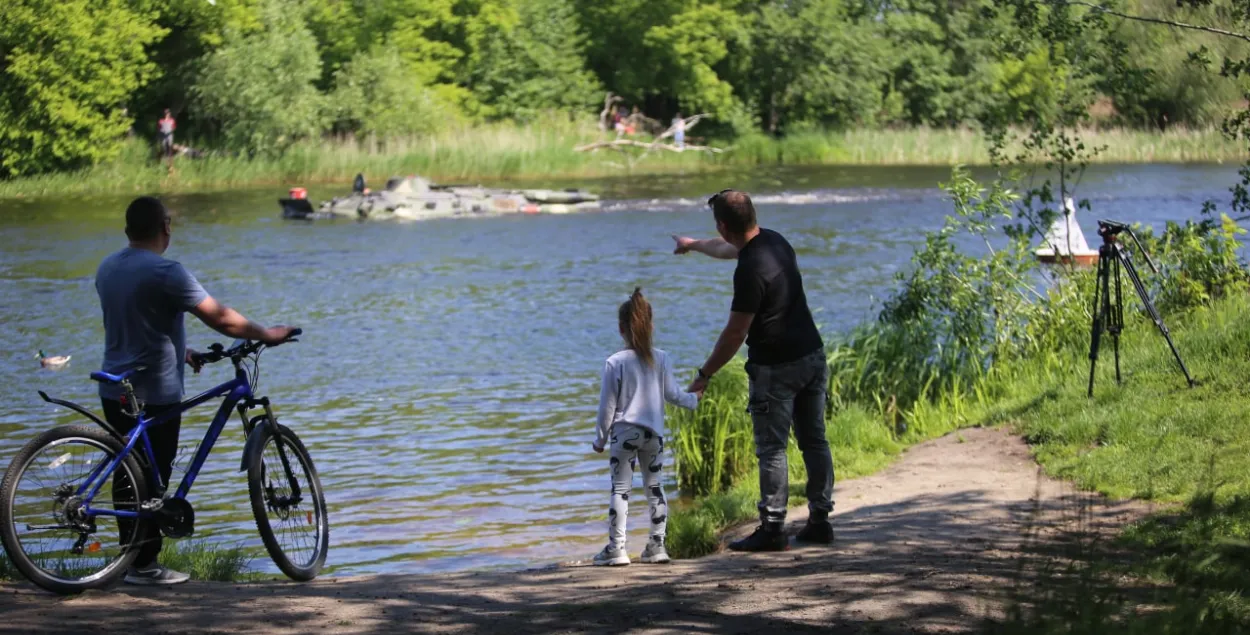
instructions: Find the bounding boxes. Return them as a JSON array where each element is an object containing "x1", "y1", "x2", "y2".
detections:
[{"x1": 0, "y1": 428, "x2": 1155, "y2": 634}]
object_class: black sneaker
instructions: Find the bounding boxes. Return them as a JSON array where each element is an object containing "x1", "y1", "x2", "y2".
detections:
[
  {"x1": 795, "y1": 519, "x2": 835, "y2": 544},
  {"x1": 728, "y1": 525, "x2": 788, "y2": 552}
]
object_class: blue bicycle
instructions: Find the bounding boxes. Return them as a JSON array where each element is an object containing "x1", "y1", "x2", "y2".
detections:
[{"x1": 0, "y1": 330, "x2": 328, "y2": 594}]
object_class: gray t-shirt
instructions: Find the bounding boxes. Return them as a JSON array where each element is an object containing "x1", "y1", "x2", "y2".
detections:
[{"x1": 96, "y1": 247, "x2": 209, "y2": 404}]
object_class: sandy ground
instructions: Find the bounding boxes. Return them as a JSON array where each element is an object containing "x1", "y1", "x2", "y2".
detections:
[{"x1": 0, "y1": 427, "x2": 1152, "y2": 634}]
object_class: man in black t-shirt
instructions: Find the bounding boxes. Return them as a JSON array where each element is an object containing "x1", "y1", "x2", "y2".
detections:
[{"x1": 675, "y1": 189, "x2": 835, "y2": 551}]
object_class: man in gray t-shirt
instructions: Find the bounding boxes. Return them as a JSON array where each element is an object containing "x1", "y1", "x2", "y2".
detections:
[
  {"x1": 96, "y1": 249, "x2": 208, "y2": 405},
  {"x1": 96, "y1": 196, "x2": 297, "y2": 586}
]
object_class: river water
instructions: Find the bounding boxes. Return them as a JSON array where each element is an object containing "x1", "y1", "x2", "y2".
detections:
[{"x1": 0, "y1": 163, "x2": 1240, "y2": 576}]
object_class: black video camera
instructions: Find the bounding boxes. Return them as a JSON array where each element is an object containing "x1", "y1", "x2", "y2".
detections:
[{"x1": 1097, "y1": 219, "x2": 1131, "y2": 238}]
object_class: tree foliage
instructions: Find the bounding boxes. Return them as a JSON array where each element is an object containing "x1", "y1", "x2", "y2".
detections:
[
  {"x1": 467, "y1": 0, "x2": 602, "y2": 121},
  {"x1": 192, "y1": 0, "x2": 325, "y2": 156},
  {"x1": 2, "y1": 0, "x2": 1250, "y2": 175},
  {"x1": 0, "y1": 0, "x2": 165, "y2": 176},
  {"x1": 330, "y1": 46, "x2": 454, "y2": 137}
]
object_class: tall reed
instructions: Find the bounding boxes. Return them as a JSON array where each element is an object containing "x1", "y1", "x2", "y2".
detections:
[
  {"x1": 1, "y1": 124, "x2": 1243, "y2": 200},
  {"x1": 666, "y1": 359, "x2": 755, "y2": 498}
]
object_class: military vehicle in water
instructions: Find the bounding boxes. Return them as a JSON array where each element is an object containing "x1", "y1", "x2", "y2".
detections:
[{"x1": 280, "y1": 174, "x2": 600, "y2": 222}]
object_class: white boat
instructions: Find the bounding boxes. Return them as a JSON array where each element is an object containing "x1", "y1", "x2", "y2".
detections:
[{"x1": 1035, "y1": 197, "x2": 1099, "y2": 266}]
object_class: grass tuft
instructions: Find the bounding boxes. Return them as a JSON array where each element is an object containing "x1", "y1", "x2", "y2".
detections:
[{"x1": 0, "y1": 539, "x2": 257, "y2": 584}]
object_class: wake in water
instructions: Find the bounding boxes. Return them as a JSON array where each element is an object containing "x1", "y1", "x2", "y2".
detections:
[{"x1": 598, "y1": 187, "x2": 943, "y2": 213}]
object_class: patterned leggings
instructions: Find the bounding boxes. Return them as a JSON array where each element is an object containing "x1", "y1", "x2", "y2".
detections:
[{"x1": 607, "y1": 424, "x2": 667, "y2": 549}]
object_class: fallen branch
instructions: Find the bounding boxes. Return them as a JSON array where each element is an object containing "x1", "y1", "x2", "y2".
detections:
[
  {"x1": 578, "y1": 113, "x2": 724, "y2": 170},
  {"x1": 574, "y1": 139, "x2": 726, "y2": 154},
  {"x1": 654, "y1": 113, "x2": 711, "y2": 143},
  {"x1": 1055, "y1": 1, "x2": 1250, "y2": 43}
]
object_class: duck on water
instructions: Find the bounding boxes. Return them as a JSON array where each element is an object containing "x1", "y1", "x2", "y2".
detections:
[{"x1": 280, "y1": 174, "x2": 601, "y2": 222}]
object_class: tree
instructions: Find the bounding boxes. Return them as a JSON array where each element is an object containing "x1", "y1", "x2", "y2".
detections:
[
  {"x1": 192, "y1": 0, "x2": 325, "y2": 155},
  {"x1": 0, "y1": 0, "x2": 165, "y2": 176},
  {"x1": 572, "y1": 0, "x2": 690, "y2": 107},
  {"x1": 1095, "y1": 0, "x2": 1249, "y2": 127},
  {"x1": 129, "y1": 0, "x2": 266, "y2": 140},
  {"x1": 467, "y1": 0, "x2": 602, "y2": 121},
  {"x1": 746, "y1": 0, "x2": 891, "y2": 133},
  {"x1": 643, "y1": 3, "x2": 749, "y2": 119},
  {"x1": 330, "y1": 46, "x2": 455, "y2": 137}
]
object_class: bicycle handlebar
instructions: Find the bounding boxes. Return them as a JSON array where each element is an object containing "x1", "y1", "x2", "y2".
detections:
[{"x1": 192, "y1": 328, "x2": 302, "y2": 366}]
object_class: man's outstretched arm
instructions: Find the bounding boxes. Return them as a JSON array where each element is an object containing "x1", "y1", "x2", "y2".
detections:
[
  {"x1": 189, "y1": 296, "x2": 295, "y2": 345},
  {"x1": 672, "y1": 235, "x2": 738, "y2": 259}
]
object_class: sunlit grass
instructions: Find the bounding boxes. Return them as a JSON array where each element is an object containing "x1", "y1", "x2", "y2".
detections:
[
  {"x1": 0, "y1": 123, "x2": 1243, "y2": 200},
  {"x1": 980, "y1": 293, "x2": 1250, "y2": 632}
]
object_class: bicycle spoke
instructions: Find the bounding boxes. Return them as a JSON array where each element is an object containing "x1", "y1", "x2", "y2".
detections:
[
  {"x1": 8, "y1": 437, "x2": 139, "y2": 583},
  {"x1": 259, "y1": 436, "x2": 319, "y2": 568}
]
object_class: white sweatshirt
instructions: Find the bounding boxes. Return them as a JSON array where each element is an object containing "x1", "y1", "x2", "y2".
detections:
[{"x1": 594, "y1": 347, "x2": 699, "y2": 448}]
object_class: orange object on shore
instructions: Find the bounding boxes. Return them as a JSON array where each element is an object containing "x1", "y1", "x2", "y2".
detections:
[{"x1": 289, "y1": 187, "x2": 307, "y2": 200}]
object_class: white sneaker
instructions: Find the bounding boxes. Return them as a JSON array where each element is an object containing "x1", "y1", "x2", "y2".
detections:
[
  {"x1": 124, "y1": 563, "x2": 190, "y2": 586},
  {"x1": 640, "y1": 539, "x2": 670, "y2": 564},
  {"x1": 592, "y1": 544, "x2": 630, "y2": 566}
]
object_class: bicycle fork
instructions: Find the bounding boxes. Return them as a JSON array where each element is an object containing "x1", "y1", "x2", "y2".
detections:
[{"x1": 238, "y1": 398, "x2": 303, "y2": 514}]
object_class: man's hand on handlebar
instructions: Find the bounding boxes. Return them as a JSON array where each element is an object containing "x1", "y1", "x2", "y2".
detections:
[
  {"x1": 189, "y1": 327, "x2": 303, "y2": 368},
  {"x1": 261, "y1": 325, "x2": 301, "y2": 346},
  {"x1": 186, "y1": 349, "x2": 205, "y2": 374}
]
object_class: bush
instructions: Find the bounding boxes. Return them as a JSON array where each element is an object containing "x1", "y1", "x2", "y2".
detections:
[
  {"x1": 192, "y1": 0, "x2": 325, "y2": 156},
  {"x1": 1138, "y1": 208, "x2": 1250, "y2": 315},
  {"x1": 329, "y1": 46, "x2": 456, "y2": 138}
]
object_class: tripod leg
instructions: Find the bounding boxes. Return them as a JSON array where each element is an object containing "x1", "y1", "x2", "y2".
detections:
[
  {"x1": 1087, "y1": 249, "x2": 1110, "y2": 397},
  {"x1": 1112, "y1": 252, "x2": 1123, "y2": 384},
  {"x1": 1119, "y1": 251, "x2": 1196, "y2": 388}
]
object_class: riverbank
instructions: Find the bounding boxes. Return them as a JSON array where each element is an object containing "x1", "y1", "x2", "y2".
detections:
[
  {"x1": 0, "y1": 124, "x2": 1244, "y2": 200},
  {"x1": 678, "y1": 290, "x2": 1250, "y2": 632},
  {"x1": 0, "y1": 427, "x2": 1145, "y2": 634}
]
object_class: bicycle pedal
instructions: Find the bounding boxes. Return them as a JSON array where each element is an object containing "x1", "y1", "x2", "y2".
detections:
[{"x1": 139, "y1": 499, "x2": 164, "y2": 513}]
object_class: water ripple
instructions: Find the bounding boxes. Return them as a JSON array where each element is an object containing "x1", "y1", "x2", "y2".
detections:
[{"x1": 0, "y1": 164, "x2": 1233, "y2": 577}]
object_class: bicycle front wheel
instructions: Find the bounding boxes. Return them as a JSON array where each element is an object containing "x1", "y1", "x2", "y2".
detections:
[
  {"x1": 0, "y1": 424, "x2": 150, "y2": 594},
  {"x1": 246, "y1": 422, "x2": 328, "y2": 581}
]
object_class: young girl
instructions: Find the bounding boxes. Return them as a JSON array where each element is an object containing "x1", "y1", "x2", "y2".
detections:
[{"x1": 592, "y1": 287, "x2": 701, "y2": 566}]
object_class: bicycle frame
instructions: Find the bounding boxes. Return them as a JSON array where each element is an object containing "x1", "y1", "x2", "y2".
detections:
[{"x1": 76, "y1": 366, "x2": 253, "y2": 521}]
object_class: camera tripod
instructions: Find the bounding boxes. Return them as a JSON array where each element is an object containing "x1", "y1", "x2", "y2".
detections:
[{"x1": 1087, "y1": 219, "x2": 1194, "y2": 397}]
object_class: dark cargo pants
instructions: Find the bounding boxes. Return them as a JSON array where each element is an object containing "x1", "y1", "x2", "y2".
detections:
[{"x1": 745, "y1": 349, "x2": 834, "y2": 530}]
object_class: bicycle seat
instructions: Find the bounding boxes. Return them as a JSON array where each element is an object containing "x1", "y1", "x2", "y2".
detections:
[{"x1": 90, "y1": 367, "x2": 146, "y2": 384}]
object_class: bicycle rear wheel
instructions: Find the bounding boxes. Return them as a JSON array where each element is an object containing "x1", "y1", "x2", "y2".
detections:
[
  {"x1": 246, "y1": 421, "x2": 328, "y2": 581},
  {"x1": 0, "y1": 424, "x2": 150, "y2": 594}
]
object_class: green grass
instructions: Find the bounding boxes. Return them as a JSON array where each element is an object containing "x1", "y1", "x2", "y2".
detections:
[
  {"x1": 664, "y1": 278, "x2": 1250, "y2": 634},
  {"x1": 0, "y1": 123, "x2": 1243, "y2": 200},
  {"x1": 897, "y1": 293, "x2": 1250, "y2": 633},
  {"x1": 157, "y1": 539, "x2": 260, "y2": 582},
  {"x1": 0, "y1": 538, "x2": 258, "y2": 584}
]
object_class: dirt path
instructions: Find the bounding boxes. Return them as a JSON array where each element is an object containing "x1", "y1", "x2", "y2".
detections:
[{"x1": 0, "y1": 427, "x2": 1150, "y2": 634}]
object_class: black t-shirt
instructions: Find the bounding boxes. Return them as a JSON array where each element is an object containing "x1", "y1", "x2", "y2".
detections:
[{"x1": 731, "y1": 228, "x2": 824, "y2": 365}]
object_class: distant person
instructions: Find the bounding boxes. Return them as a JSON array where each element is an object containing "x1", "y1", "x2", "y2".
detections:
[
  {"x1": 591, "y1": 288, "x2": 701, "y2": 566},
  {"x1": 158, "y1": 109, "x2": 176, "y2": 158},
  {"x1": 97, "y1": 196, "x2": 298, "y2": 585},
  {"x1": 628, "y1": 106, "x2": 642, "y2": 135},
  {"x1": 673, "y1": 113, "x2": 685, "y2": 149},
  {"x1": 672, "y1": 189, "x2": 834, "y2": 551},
  {"x1": 353, "y1": 173, "x2": 366, "y2": 194}
]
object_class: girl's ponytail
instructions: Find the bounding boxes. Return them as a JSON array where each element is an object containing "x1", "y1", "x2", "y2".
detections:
[{"x1": 618, "y1": 287, "x2": 655, "y2": 367}]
